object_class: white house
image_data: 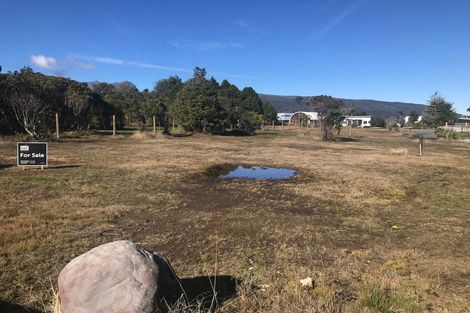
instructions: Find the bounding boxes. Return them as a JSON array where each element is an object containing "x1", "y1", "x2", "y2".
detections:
[
  {"x1": 343, "y1": 116, "x2": 372, "y2": 128},
  {"x1": 404, "y1": 115, "x2": 423, "y2": 124},
  {"x1": 277, "y1": 113, "x2": 294, "y2": 122}
]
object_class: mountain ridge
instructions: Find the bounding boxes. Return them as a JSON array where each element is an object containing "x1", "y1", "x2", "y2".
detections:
[{"x1": 258, "y1": 94, "x2": 427, "y2": 118}]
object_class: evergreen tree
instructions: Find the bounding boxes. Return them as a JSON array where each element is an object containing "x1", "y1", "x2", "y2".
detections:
[
  {"x1": 217, "y1": 80, "x2": 241, "y2": 129},
  {"x1": 262, "y1": 101, "x2": 278, "y2": 123},
  {"x1": 172, "y1": 67, "x2": 225, "y2": 133},
  {"x1": 423, "y1": 92, "x2": 456, "y2": 127},
  {"x1": 237, "y1": 87, "x2": 264, "y2": 132},
  {"x1": 152, "y1": 76, "x2": 183, "y2": 133},
  {"x1": 408, "y1": 110, "x2": 419, "y2": 124},
  {"x1": 240, "y1": 87, "x2": 263, "y2": 114}
]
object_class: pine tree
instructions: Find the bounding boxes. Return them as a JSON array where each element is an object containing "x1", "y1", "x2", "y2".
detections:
[
  {"x1": 423, "y1": 92, "x2": 456, "y2": 127},
  {"x1": 262, "y1": 101, "x2": 278, "y2": 123},
  {"x1": 217, "y1": 80, "x2": 241, "y2": 129},
  {"x1": 172, "y1": 68, "x2": 225, "y2": 133}
]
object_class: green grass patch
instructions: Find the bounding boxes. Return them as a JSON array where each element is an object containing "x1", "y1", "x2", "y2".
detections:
[{"x1": 361, "y1": 285, "x2": 423, "y2": 313}]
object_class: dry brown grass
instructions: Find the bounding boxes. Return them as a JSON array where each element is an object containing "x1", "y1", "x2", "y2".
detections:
[{"x1": 0, "y1": 128, "x2": 469, "y2": 312}]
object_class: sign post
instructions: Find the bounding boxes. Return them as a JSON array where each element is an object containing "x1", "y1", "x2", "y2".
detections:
[{"x1": 17, "y1": 142, "x2": 48, "y2": 169}]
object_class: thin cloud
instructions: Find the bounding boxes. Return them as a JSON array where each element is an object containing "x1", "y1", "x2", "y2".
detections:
[
  {"x1": 72, "y1": 55, "x2": 192, "y2": 73},
  {"x1": 30, "y1": 54, "x2": 58, "y2": 69},
  {"x1": 234, "y1": 20, "x2": 270, "y2": 37},
  {"x1": 167, "y1": 40, "x2": 244, "y2": 52},
  {"x1": 309, "y1": 0, "x2": 368, "y2": 42},
  {"x1": 70, "y1": 54, "x2": 261, "y2": 80},
  {"x1": 68, "y1": 57, "x2": 95, "y2": 69},
  {"x1": 312, "y1": 7, "x2": 354, "y2": 40}
]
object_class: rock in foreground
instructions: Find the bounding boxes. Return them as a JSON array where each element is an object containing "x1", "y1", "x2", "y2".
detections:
[{"x1": 58, "y1": 240, "x2": 182, "y2": 313}]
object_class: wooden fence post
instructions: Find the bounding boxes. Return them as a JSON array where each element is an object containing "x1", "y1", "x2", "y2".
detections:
[
  {"x1": 112, "y1": 115, "x2": 116, "y2": 136},
  {"x1": 153, "y1": 115, "x2": 156, "y2": 133},
  {"x1": 55, "y1": 113, "x2": 60, "y2": 139}
]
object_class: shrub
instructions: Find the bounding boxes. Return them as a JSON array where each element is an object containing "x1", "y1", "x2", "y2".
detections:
[{"x1": 435, "y1": 128, "x2": 461, "y2": 140}]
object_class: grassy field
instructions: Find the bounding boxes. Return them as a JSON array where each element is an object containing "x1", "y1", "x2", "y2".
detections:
[{"x1": 0, "y1": 128, "x2": 469, "y2": 312}]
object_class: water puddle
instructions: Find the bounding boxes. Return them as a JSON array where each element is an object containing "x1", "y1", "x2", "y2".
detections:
[{"x1": 206, "y1": 164, "x2": 299, "y2": 180}]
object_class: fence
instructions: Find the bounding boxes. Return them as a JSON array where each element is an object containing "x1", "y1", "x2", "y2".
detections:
[{"x1": 444, "y1": 123, "x2": 470, "y2": 132}]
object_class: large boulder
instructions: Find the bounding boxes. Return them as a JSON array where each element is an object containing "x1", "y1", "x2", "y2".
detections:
[{"x1": 58, "y1": 240, "x2": 183, "y2": 313}]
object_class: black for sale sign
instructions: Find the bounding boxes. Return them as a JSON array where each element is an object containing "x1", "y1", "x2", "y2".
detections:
[{"x1": 17, "y1": 142, "x2": 48, "y2": 166}]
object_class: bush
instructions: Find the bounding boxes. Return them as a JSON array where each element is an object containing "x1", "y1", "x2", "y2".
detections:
[
  {"x1": 370, "y1": 116, "x2": 385, "y2": 128},
  {"x1": 435, "y1": 128, "x2": 461, "y2": 140}
]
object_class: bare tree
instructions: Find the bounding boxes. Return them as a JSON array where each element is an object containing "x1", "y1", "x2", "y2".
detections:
[
  {"x1": 9, "y1": 91, "x2": 49, "y2": 138},
  {"x1": 384, "y1": 117, "x2": 398, "y2": 131}
]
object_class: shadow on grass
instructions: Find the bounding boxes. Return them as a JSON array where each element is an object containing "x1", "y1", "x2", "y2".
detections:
[
  {"x1": 0, "y1": 164, "x2": 83, "y2": 170},
  {"x1": 0, "y1": 164, "x2": 15, "y2": 170},
  {"x1": 180, "y1": 275, "x2": 239, "y2": 311},
  {"x1": 0, "y1": 300, "x2": 42, "y2": 313},
  {"x1": 214, "y1": 129, "x2": 253, "y2": 137},
  {"x1": 48, "y1": 164, "x2": 83, "y2": 170},
  {"x1": 164, "y1": 132, "x2": 194, "y2": 138},
  {"x1": 335, "y1": 137, "x2": 361, "y2": 142},
  {"x1": 95, "y1": 130, "x2": 137, "y2": 136}
]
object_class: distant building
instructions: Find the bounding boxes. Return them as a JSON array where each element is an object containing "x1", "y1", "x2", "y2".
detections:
[
  {"x1": 450, "y1": 115, "x2": 470, "y2": 132},
  {"x1": 277, "y1": 112, "x2": 321, "y2": 125},
  {"x1": 404, "y1": 115, "x2": 423, "y2": 123},
  {"x1": 277, "y1": 113, "x2": 294, "y2": 122},
  {"x1": 456, "y1": 115, "x2": 470, "y2": 124},
  {"x1": 343, "y1": 116, "x2": 372, "y2": 128},
  {"x1": 289, "y1": 112, "x2": 319, "y2": 126}
]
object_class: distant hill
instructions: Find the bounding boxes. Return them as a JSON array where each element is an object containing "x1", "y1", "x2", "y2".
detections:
[
  {"x1": 259, "y1": 94, "x2": 427, "y2": 118},
  {"x1": 87, "y1": 81, "x2": 101, "y2": 89}
]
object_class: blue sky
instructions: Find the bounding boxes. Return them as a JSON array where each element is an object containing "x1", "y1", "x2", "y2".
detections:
[{"x1": 1, "y1": 0, "x2": 469, "y2": 113}]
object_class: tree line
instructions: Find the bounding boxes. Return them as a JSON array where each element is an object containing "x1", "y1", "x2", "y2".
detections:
[{"x1": 0, "y1": 67, "x2": 278, "y2": 138}]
